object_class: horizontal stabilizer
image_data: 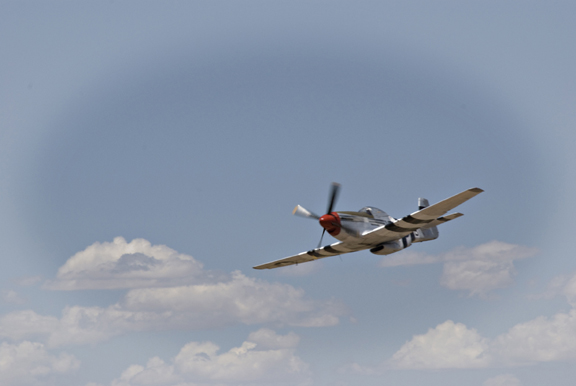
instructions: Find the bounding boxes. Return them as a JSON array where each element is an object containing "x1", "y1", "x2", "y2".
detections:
[
  {"x1": 361, "y1": 188, "x2": 482, "y2": 243},
  {"x1": 387, "y1": 187, "x2": 482, "y2": 232},
  {"x1": 421, "y1": 212, "x2": 463, "y2": 228},
  {"x1": 416, "y1": 188, "x2": 482, "y2": 218}
]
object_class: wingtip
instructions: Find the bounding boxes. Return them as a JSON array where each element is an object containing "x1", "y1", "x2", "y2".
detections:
[
  {"x1": 469, "y1": 187, "x2": 484, "y2": 193},
  {"x1": 292, "y1": 205, "x2": 299, "y2": 215}
]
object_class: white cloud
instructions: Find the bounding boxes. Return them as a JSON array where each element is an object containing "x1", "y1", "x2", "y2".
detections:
[
  {"x1": 380, "y1": 241, "x2": 538, "y2": 297},
  {"x1": 1, "y1": 239, "x2": 345, "y2": 347},
  {"x1": 0, "y1": 310, "x2": 60, "y2": 343},
  {"x1": 109, "y1": 329, "x2": 311, "y2": 386},
  {"x1": 537, "y1": 271, "x2": 576, "y2": 307},
  {"x1": 1, "y1": 273, "x2": 345, "y2": 347},
  {"x1": 483, "y1": 374, "x2": 522, "y2": 386},
  {"x1": 121, "y1": 271, "x2": 344, "y2": 327},
  {"x1": 390, "y1": 320, "x2": 491, "y2": 369},
  {"x1": 562, "y1": 274, "x2": 576, "y2": 306},
  {"x1": 0, "y1": 307, "x2": 130, "y2": 347},
  {"x1": 350, "y1": 308, "x2": 576, "y2": 371},
  {"x1": 440, "y1": 258, "x2": 515, "y2": 297},
  {"x1": 0, "y1": 340, "x2": 79, "y2": 385},
  {"x1": 247, "y1": 328, "x2": 300, "y2": 349},
  {"x1": 45, "y1": 237, "x2": 205, "y2": 290},
  {"x1": 491, "y1": 309, "x2": 576, "y2": 365}
]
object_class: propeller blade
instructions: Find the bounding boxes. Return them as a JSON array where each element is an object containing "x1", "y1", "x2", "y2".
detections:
[
  {"x1": 293, "y1": 205, "x2": 320, "y2": 219},
  {"x1": 326, "y1": 182, "x2": 341, "y2": 214},
  {"x1": 317, "y1": 228, "x2": 326, "y2": 248}
]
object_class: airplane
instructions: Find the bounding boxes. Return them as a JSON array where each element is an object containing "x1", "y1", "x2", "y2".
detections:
[{"x1": 253, "y1": 183, "x2": 483, "y2": 270}]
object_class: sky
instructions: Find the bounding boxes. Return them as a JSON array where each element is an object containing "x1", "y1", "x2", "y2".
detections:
[{"x1": 1, "y1": 1, "x2": 576, "y2": 385}]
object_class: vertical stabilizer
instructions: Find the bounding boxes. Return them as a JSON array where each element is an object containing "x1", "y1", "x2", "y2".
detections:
[
  {"x1": 414, "y1": 197, "x2": 439, "y2": 242},
  {"x1": 418, "y1": 197, "x2": 429, "y2": 210}
]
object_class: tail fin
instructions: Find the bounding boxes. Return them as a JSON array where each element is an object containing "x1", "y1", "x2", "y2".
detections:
[
  {"x1": 418, "y1": 197, "x2": 429, "y2": 210},
  {"x1": 414, "y1": 197, "x2": 439, "y2": 242}
]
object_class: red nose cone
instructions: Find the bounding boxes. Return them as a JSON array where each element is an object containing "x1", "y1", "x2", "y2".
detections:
[{"x1": 319, "y1": 212, "x2": 341, "y2": 236}]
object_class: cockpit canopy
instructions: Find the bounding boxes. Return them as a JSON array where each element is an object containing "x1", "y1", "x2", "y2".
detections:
[{"x1": 357, "y1": 206, "x2": 390, "y2": 220}]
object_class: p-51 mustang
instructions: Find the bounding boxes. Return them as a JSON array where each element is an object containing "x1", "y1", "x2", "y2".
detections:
[{"x1": 253, "y1": 183, "x2": 483, "y2": 269}]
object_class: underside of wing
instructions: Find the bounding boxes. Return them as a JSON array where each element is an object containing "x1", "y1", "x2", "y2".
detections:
[
  {"x1": 253, "y1": 242, "x2": 364, "y2": 270},
  {"x1": 421, "y1": 212, "x2": 463, "y2": 228}
]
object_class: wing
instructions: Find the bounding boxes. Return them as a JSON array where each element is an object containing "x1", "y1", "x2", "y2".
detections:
[
  {"x1": 253, "y1": 242, "x2": 365, "y2": 270},
  {"x1": 362, "y1": 187, "x2": 483, "y2": 242}
]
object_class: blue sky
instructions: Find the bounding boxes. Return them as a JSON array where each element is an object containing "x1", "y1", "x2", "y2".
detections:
[{"x1": 1, "y1": 2, "x2": 575, "y2": 385}]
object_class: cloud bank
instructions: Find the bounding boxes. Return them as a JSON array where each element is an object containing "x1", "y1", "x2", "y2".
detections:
[
  {"x1": 0, "y1": 275, "x2": 344, "y2": 346},
  {"x1": 1, "y1": 238, "x2": 346, "y2": 347},
  {"x1": 0, "y1": 341, "x2": 79, "y2": 386},
  {"x1": 109, "y1": 329, "x2": 311, "y2": 386},
  {"x1": 350, "y1": 309, "x2": 576, "y2": 372}
]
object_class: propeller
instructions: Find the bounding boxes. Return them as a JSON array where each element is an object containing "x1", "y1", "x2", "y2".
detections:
[
  {"x1": 292, "y1": 205, "x2": 320, "y2": 220},
  {"x1": 318, "y1": 182, "x2": 341, "y2": 247},
  {"x1": 292, "y1": 182, "x2": 342, "y2": 248},
  {"x1": 326, "y1": 182, "x2": 340, "y2": 214}
]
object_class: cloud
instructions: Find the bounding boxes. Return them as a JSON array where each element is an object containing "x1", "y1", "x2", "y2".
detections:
[
  {"x1": 0, "y1": 307, "x2": 135, "y2": 347},
  {"x1": 108, "y1": 329, "x2": 311, "y2": 386},
  {"x1": 390, "y1": 320, "x2": 491, "y2": 369},
  {"x1": 349, "y1": 309, "x2": 576, "y2": 371},
  {"x1": 537, "y1": 271, "x2": 576, "y2": 307},
  {"x1": 247, "y1": 328, "x2": 300, "y2": 349},
  {"x1": 0, "y1": 237, "x2": 347, "y2": 347},
  {"x1": 491, "y1": 309, "x2": 576, "y2": 365},
  {"x1": 483, "y1": 374, "x2": 522, "y2": 386},
  {"x1": 562, "y1": 275, "x2": 576, "y2": 306},
  {"x1": 0, "y1": 340, "x2": 79, "y2": 385},
  {"x1": 1, "y1": 273, "x2": 345, "y2": 347},
  {"x1": 45, "y1": 237, "x2": 205, "y2": 290},
  {"x1": 380, "y1": 241, "x2": 538, "y2": 297},
  {"x1": 440, "y1": 258, "x2": 516, "y2": 298},
  {"x1": 121, "y1": 271, "x2": 344, "y2": 327},
  {"x1": 0, "y1": 238, "x2": 346, "y2": 347}
]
